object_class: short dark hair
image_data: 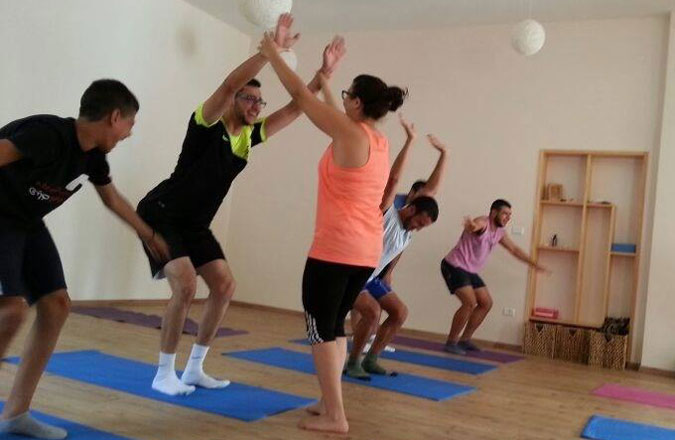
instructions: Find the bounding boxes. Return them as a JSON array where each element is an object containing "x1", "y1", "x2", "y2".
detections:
[
  {"x1": 246, "y1": 78, "x2": 261, "y2": 88},
  {"x1": 410, "y1": 180, "x2": 427, "y2": 193},
  {"x1": 351, "y1": 74, "x2": 407, "y2": 120},
  {"x1": 490, "y1": 199, "x2": 512, "y2": 212},
  {"x1": 409, "y1": 196, "x2": 439, "y2": 222},
  {"x1": 79, "y1": 79, "x2": 139, "y2": 121}
]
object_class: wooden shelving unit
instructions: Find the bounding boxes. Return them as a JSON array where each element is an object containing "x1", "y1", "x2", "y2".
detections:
[
  {"x1": 610, "y1": 252, "x2": 637, "y2": 258},
  {"x1": 526, "y1": 150, "x2": 648, "y2": 355},
  {"x1": 537, "y1": 246, "x2": 579, "y2": 254}
]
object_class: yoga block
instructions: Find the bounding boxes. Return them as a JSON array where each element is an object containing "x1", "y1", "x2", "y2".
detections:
[
  {"x1": 523, "y1": 322, "x2": 557, "y2": 358},
  {"x1": 532, "y1": 307, "x2": 559, "y2": 319},
  {"x1": 611, "y1": 243, "x2": 636, "y2": 253}
]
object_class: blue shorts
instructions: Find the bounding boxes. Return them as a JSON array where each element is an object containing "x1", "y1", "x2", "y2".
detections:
[{"x1": 364, "y1": 278, "x2": 392, "y2": 300}]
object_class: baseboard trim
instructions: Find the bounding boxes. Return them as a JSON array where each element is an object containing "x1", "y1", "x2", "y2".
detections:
[{"x1": 638, "y1": 365, "x2": 675, "y2": 378}]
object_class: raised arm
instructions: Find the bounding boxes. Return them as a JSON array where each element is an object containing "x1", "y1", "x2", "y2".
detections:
[
  {"x1": 500, "y1": 234, "x2": 549, "y2": 273},
  {"x1": 201, "y1": 14, "x2": 300, "y2": 125},
  {"x1": 94, "y1": 183, "x2": 171, "y2": 263},
  {"x1": 319, "y1": 72, "x2": 339, "y2": 110},
  {"x1": 258, "y1": 32, "x2": 365, "y2": 155},
  {"x1": 264, "y1": 36, "x2": 346, "y2": 138},
  {"x1": 0, "y1": 139, "x2": 22, "y2": 167},
  {"x1": 415, "y1": 134, "x2": 448, "y2": 198},
  {"x1": 380, "y1": 115, "x2": 416, "y2": 211}
]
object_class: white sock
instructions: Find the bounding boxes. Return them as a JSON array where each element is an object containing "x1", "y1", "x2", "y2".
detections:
[
  {"x1": 152, "y1": 352, "x2": 195, "y2": 396},
  {"x1": 181, "y1": 344, "x2": 230, "y2": 389},
  {"x1": 156, "y1": 352, "x2": 176, "y2": 379},
  {"x1": 185, "y1": 344, "x2": 209, "y2": 372},
  {"x1": 362, "y1": 341, "x2": 395, "y2": 353}
]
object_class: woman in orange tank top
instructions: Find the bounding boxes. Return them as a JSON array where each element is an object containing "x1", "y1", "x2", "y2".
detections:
[{"x1": 260, "y1": 33, "x2": 406, "y2": 434}]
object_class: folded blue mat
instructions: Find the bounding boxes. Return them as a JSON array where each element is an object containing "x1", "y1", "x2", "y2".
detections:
[
  {"x1": 291, "y1": 338, "x2": 496, "y2": 375},
  {"x1": 225, "y1": 347, "x2": 475, "y2": 402},
  {"x1": 5, "y1": 350, "x2": 314, "y2": 422},
  {"x1": 0, "y1": 402, "x2": 132, "y2": 439},
  {"x1": 582, "y1": 415, "x2": 675, "y2": 440}
]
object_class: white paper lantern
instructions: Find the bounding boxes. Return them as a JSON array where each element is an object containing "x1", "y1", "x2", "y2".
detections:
[
  {"x1": 511, "y1": 19, "x2": 546, "y2": 56},
  {"x1": 279, "y1": 49, "x2": 298, "y2": 71},
  {"x1": 239, "y1": 0, "x2": 293, "y2": 29}
]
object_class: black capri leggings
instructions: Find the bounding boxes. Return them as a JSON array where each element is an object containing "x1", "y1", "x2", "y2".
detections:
[{"x1": 302, "y1": 257, "x2": 374, "y2": 344}]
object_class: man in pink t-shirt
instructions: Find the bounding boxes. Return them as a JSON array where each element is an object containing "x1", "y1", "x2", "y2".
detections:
[{"x1": 441, "y1": 199, "x2": 548, "y2": 355}]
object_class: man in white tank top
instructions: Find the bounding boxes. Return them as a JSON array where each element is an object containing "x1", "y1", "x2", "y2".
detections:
[{"x1": 346, "y1": 118, "x2": 448, "y2": 379}]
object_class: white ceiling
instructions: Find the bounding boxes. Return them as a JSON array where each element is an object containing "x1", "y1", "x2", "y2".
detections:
[{"x1": 184, "y1": 0, "x2": 675, "y2": 35}]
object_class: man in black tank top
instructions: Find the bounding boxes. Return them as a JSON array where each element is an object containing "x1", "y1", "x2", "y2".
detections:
[
  {"x1": 0, "y1": 80, "x2": 170, "y2": 439},
  {"x1": 136, "y1": 14, "x2": 347, "y2": 396}
]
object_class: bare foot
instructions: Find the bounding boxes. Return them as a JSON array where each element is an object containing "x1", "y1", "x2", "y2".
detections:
[
  {"x1": 305, "y1": 400, "x2": 326, "y2": 416},
  {"x1": 298, "y1": 414, "x2": 349, "y2": 434}
]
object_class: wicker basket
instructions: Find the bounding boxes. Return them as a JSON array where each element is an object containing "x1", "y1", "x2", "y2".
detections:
[
  {"x1": 554, "y1": 326, "x2": 590, "y2": 364},
  {"x1": 523, "y1": 322, "x2": 556, "y2": 358},
  {"x1": 588, "y1": 331, "x2": 628, "y2": 370}
]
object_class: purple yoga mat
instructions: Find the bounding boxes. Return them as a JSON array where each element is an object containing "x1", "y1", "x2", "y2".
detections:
[
  {"x1": 391, "y1": 335, "x2": 524, "y2": 364},
  {"x1": 71, "y1": 306, "x2": 248, "y2": 338},
  {"x1": 593, "y1": 383, "x2": 675, "y2": 410}
]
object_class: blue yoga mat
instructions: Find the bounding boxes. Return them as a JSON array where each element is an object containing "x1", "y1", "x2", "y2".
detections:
[
  {"x1": 582, "y1": 415, "x2": 675, "y2": 440},
  {"x1": 225, "y1": 347, "x2": 475, "y2": 402},
  {"x1": 0, "y1": 402, "x2": 131, "y2": 439},
  {"x1": 291, "y1": 338, "x2": 496, "y2": 375},
  {"x1": 378, "y1": 347, "x2": 496, "y2": 375},
  {"x1": 5, "y1": 350, "x2": 314, "y2": 422}
]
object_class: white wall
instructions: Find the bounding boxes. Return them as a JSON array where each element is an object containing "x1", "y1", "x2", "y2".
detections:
[
  {"x1": 225, "y1": 17, "x2": 666, "y2": 349},
  {"x1": 0, "y1": 0, "x2": 252, "y2": 299},
  {"x1": 642, "y1": 14, "x2": 675, "y2": 371}
]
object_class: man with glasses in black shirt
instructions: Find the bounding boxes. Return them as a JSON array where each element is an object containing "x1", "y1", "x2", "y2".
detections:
[{"x1": 137, "y1": 14, "x2": 346, "y2": 396}]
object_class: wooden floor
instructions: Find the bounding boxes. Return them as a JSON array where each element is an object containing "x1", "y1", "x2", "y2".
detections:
[{"x1": 2, "y1": 303, "x2": 675, "y2": 440}]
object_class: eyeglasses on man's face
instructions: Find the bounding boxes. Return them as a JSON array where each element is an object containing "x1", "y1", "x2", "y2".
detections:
[{"x1": 236, "y1": 93, "x2": 267, "y2": 108}]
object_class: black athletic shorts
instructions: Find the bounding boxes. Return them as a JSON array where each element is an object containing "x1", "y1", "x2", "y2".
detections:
[
  {"x1": 440, "y1": 259, "x2": 486, "y2": 294},
  {"x1": 137, "y1": 200, "x2": 225, "y2": 278},
  {"x1": 0, "y1": 219, "x2": 67, "y2": 305},
  {"x1": 302, "y1": 257, "x2": 374, "y2": 344}
]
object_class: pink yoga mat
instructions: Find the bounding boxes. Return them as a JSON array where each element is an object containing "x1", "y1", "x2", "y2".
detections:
[{"x1": 593, "y1": 383, "x2": 675, "y2": 410}]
